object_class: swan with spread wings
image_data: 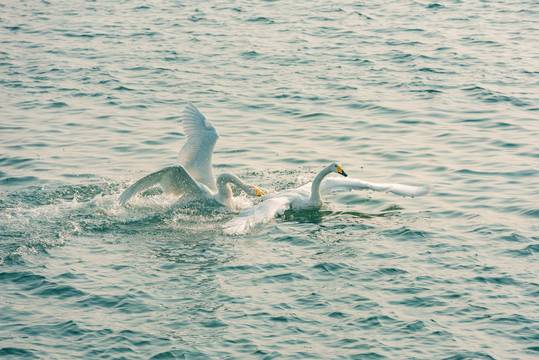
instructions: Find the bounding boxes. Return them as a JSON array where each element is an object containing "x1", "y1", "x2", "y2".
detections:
[
  {"x1": 119, "y1": 104, "x2": 262, "y2": 207},
  {"x1": 224, "y1": 163, "x2": 429, "y2": 234}
]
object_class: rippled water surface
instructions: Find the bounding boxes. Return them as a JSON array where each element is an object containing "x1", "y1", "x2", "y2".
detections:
[{"x1": 1, "y1": 0, "x2": 538, "y2": 359}]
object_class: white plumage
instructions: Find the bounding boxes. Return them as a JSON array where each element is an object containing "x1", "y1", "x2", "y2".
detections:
[
  {"x1": 119, "y1": 104, "x2": 262, "y2": 207},
  {"x1": 224, "y1": 163, "x2": 429, "y2": 235},
  {"x1": 177, "y1": 104, "x2": 219, "y2": 191}
]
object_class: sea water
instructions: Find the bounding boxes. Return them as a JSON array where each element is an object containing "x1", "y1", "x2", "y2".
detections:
[{"x1": 1, "y1": 0, "x2": 538, "y2": 359}]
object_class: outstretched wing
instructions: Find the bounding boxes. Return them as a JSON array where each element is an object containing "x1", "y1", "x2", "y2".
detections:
[
  {"x1": 320, "y1": 177, "x2": 430, "y2": 197},
  {"x1": 224, "y1": 196, "x2": 293, "y2": 235},
  {"x1": 119, "y1": 165, "x2": 202, "y2": 206},
  {"x1": 177, "y1": 104, "x2": 219, "y2": 190}
]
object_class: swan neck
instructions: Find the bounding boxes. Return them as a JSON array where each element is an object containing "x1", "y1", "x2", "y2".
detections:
[
  {"x1": 216, "y1": 173, "x2": 247, "y2": 199},
  {"x1": 310, "y1": 166, "x2": 331, "y2": 204}
]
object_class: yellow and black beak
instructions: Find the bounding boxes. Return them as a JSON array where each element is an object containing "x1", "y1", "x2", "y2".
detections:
[
  {"x1": 337, "y1": 165, "x2": 348, "y2": 177},
  {"x1": 256, "y1": 188, "x2": 263, "y2": 197}
]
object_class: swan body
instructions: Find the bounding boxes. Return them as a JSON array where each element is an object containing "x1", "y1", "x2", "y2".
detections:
[
  {"x1": 224, "y1": 163, "x2": 347, "y2": 234},
  {"x1": 119, "y1": 164, "x2": 262, "y2": 207},
  {"x1": 224, "y1": 163, "x2": 430, "y2": 235},
  {"x1": 119, "y1": 104, "x2": 262, "y2": 207}
]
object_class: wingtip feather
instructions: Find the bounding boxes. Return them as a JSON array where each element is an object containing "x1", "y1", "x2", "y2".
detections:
[
  {"x1": 223, "y1": 219, "x2": 249, "y2": 235},
  {"x1": 118, "y1": 188, "x2": 133, "y2": 206}
]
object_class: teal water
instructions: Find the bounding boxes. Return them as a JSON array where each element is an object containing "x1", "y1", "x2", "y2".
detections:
[{"x1": 1, "y1": 0, "x2": 538, "y2": 359}]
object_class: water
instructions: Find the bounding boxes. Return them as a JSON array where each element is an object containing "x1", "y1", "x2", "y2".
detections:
[{"x1": 1, "y1": 0, "x2": 538, "y2": 358}]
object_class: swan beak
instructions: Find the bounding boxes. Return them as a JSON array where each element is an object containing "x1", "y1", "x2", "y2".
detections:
[
  {"x1": 337, "y1": 166, "x2": 348, "y2": 177},
  {"x1": 256, "y1": 188, "x2": 263, "y2": 197}
]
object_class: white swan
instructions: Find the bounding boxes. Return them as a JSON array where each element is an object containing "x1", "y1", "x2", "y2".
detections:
[
  {"x1": 119, "y1": 104, "x2": 262, "y2": 207},
  {"x1": 224, "y1": 163, "x2": 430, "y2": 235},
  {"x1": 118, "y1": 164, "x2": 262, "y2": 207}
]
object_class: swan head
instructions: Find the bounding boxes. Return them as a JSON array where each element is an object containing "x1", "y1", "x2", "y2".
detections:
[
  {"x1": 331, "y1": 163, "x2": 348, "y2": 177},
  {"x1": 246, "y1": 186, "x2": 263, "y2": 197}
]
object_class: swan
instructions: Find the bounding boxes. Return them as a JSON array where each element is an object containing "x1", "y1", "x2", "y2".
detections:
[
  {"x1": 118, "y1": 164, "x2": 262, "y2": 207},
  {"x1": 119, "y1": 104, "x2": 262, "y2": 207},
  {"x1": 224, "y1": 163, "x2": 430, "y2": 235}
]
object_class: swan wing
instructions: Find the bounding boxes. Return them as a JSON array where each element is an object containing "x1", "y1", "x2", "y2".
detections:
[
  {"x1": 320, "y1": 177, "x2": 430, "y2": 197},
  {"x1": 119, "y1": 165, "x2": 201, "y2": 206},
  {"x1": 224, "y1": 196, "x2": 293, "y2": 235},
  {"x1": 177, "y1": 104, "x2": 219, "y2": 189}
]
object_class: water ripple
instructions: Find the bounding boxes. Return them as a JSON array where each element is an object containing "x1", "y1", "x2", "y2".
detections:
[{"x1": 1, "y1": 0, "x2": 538, "y2": 358}]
